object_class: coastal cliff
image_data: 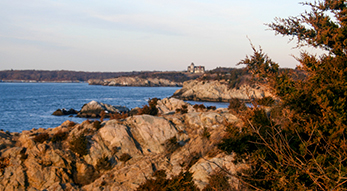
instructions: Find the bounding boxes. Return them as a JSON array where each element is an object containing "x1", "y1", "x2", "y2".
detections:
[
  {"x1": 88, "y1": 77, "x2": 183, "y2": 87},
  {"x1": 172, "y1": 80, "x2": 272, "y2": 102},
  {"x1": 0, "y1": 98, "x2": 247, "y2": 190}
]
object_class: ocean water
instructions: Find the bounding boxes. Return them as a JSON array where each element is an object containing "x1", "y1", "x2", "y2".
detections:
[
  {"x1": 0, "y1": 83, "x2": 181, "y2": 132},
  {"x1": 0, "y1": 83, "x2": 230, "y2": 132}
]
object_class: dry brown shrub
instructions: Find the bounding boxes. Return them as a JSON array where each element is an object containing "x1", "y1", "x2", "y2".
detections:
[
  {"x1": 69, "y1": 134, "x2": 88, "y2": 156},
  {"x1": 33, "y1": 132, "x2": 49, "y2": 143},
  {"x1": 119, "y1": 153, "x2": 131, "y2": 162},
  {"x1": 51, "y1": 130, "x2": 68, "y2": 143},
  {"x1": 202, "y1": 169, "x2": 233, "y2": 191},
  {"x1": 0, "y1": 157, "x2": 10, "y2": 170}
]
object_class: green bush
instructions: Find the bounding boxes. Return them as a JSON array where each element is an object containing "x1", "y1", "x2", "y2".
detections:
[{"x1": 222, "y1": 1, "x2": 347, "y2": 189}]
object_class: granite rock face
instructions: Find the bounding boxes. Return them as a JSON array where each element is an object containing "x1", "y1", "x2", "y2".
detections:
[
  {"x1": 173, "y1": 80, "x2": 272, "y2": 102},
  {"x1": 88, "y1": 77, "x2": 183, "y2": 87},
  {"x1": 0, "y1": 102, "x2": 247, "y2": 190},
  {"x1": 156, "y1": 97, "x2": 195, "y2": 114}
]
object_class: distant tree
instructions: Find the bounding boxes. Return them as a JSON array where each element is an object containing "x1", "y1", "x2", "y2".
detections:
[{"x1": 219, "y1": 1, "x2": 347, "y2": 190}]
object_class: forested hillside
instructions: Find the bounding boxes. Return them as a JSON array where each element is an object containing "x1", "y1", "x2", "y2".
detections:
[
  {"x1": 0, "y1": 70, "x2": 200, "y2": 82},
  {"x1": 0, "y1": 70, "x2": 141, "y2": 82}
]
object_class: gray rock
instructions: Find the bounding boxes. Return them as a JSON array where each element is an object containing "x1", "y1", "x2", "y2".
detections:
[
  {"x1": 173, "y1": 80, "x2": 272, "y2": 102},
  {"x1": 0, "y1": 108, "x2": 246, "y2": 190},
  {"x1": 77, "y1": 100, "x2": 129, "y2": 118}
]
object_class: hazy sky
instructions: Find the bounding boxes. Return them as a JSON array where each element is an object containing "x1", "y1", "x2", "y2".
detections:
[{"x1": 0, "y1": 0, "x2": 312, "y2": 72}]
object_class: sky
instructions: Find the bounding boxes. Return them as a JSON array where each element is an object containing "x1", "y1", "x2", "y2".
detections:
[{"x1": 0, "y1": 0, "x2": 313, "y2": 72}]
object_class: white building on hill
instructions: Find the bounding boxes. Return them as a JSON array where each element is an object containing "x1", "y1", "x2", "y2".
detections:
[{"x1": 187, "y1": 63, "x2": 205, "y2": 73}]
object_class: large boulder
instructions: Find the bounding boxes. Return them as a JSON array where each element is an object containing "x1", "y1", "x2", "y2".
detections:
[
  {"x1": 78, "y1": 100, "x2": 129, "y2": 118},
  {"x1": 190, "y1": 154, "x2": 246, "y2": 190},
  {"x1": 156, "y1": 97, "x2": 195, "y2": 114}
]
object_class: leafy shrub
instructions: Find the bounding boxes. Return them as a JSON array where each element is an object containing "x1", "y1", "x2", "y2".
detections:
[
  {"x1": 223, "y1": 2, "x2": 347, "y2": 188},
  {"x1": 119, "y1": 153, "x2": 132, "y2": 162},
  {"x1": 218, "y1": 110, "x2": 270, "y2": 162},
  {"x1": 69, "y1": 134, "x2": 88, "y2": 156},
  {"x1": 33, "y1": 132, "x2": 49, "y2": 143}
]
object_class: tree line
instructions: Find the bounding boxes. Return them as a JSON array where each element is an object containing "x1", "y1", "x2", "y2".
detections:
[{"x1": 0, "y1": 70, "x2": 201, "y2": 83}]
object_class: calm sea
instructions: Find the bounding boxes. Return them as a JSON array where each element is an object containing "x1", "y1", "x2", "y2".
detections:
[{"x1": 0, "y1": 83, "x2": 228, "y2": 132}]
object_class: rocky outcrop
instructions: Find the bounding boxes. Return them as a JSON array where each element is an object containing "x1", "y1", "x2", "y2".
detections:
[
  {"x1": 88, "y1": 77, "x2": 183, "y2": 87},
  {"x1": 52, "y1": 108, "x2": 78, "y2": 116},
  {"x1": 0, "y1": 101, "x2": 246, "y2": 190},
  {"x1": 172, "y1": 80, "x2": 272, "y2": 102},
  {"x1": 156, "y1": 97, "x2": 195, "y2": 114},
  {"x1": 78, "y1": 100, "x2": 129, "y2": 117},
  {"x1": 52, "y1": 101, "x2": 130, "y2": 118}
]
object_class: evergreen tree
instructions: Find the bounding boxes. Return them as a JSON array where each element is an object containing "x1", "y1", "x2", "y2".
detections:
[{"x1": 220, "y1": 0, "x2": 347, "y2": 189}]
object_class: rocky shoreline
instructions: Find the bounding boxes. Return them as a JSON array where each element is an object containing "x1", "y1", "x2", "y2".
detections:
[
  {"x1": 0, "y1": 98, "x2": 247, "y2": 190},
  {"x1": 0, "y1": 80, "x2": 84, "y2": 83},
  {"x1": 172, "y1": 80, "x2": 272, "y2": 102},
  {"x1": 88, "y1": 77, "x2": 183, "y2": 87},
  {"x1": 53, "y1": 101, "x2": 130, "y2": 118}
]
